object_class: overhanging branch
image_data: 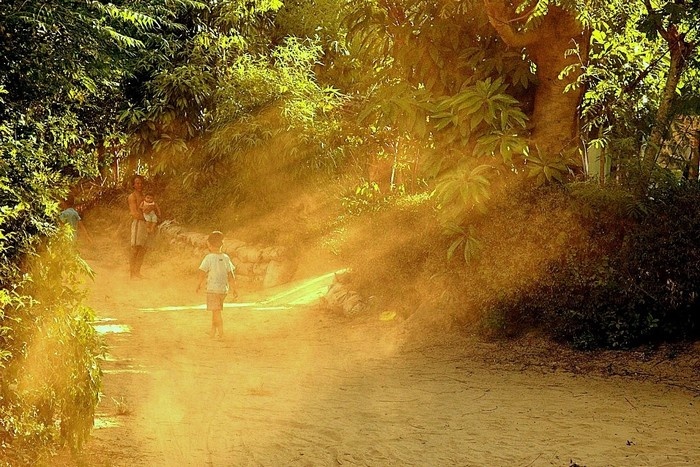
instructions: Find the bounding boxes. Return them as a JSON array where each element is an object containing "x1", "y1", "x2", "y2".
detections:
[{"x1": 483, "y1": 0, "x2": 540, "y2": 47}]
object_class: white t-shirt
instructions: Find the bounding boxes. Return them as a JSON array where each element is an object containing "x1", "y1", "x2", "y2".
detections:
[{"x1": 199, "y1": 253, "x2": 235, "y2": 294}]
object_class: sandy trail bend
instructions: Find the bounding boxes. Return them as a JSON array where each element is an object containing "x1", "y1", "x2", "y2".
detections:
[{"x1": 64, "y1": 238, "x2": 699, "y2": 467}]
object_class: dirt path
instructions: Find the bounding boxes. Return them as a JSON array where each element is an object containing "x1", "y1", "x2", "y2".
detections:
[{"x1": 58, "y1": 234, "x2": 699, "y2": 466}]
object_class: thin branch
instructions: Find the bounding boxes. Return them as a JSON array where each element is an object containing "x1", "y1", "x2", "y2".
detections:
[
  {"x1": 483, "y1": 0, "x2": 539, "y2": 47},
  {"x1": 643, "y1": 0, "x2": 673, "y2": 43},
  {"x1": 621, "y1": 47, "x2": 669, "y2": 95},
  {"x1": 501, "y1": 1, "x2": 539, "y2": 24}
]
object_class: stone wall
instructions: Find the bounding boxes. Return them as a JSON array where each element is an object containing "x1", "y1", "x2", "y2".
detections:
[{"x1": 158, "y1": 220, "x2": 297, "y2": 288}]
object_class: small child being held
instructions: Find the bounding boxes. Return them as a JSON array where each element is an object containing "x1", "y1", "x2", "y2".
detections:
[
  {"x1": 139, "y1": 192, "x2": 161, "y2": 234},
  {"x1": 196, "y1": 231, "x2": 237, "y2": 339}
]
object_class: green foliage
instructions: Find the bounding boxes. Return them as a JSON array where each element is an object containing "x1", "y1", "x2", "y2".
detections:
[
  {"x1": 156, "y1": 33, "x2": 347, "y2": 223},
  {"x1": 1, "y1": 233, "x2": 103, "y2": 464},
  {"x1": 340, "y1": 181, "x2": 388, "y2": 216},
  {"x1": 342, "y1": 1, "x2": 538, "y2": 260},
  {"x1": 435, "y1": 164, "x2": 495, "y2": 223},
  {"x1": 526, "y1": 148, "x2": 574, "y2": 185},
  {"x1": 575, "y1": 0, "x2": 699, "y2": 183},
  {"x1": 115, "y1": 1, "x2": 351, "y2": 223},
  {"x1": 0, "y1": 0, "x2": 159, "y2": 461},
  {"x1": 344, "y1": 0, "x2": 533, "y2": 159},
  {"x1": 578, "y1": 5, "x2": 665, "y2": 147},
  {"x1": 122, "y1": 0, "x2": 287, "y2": 154},
  {"x1": 0, "y1": 133, "x2": 104, "y2": 461},
  {"x1": 276, "y1": 0, "x2": 347, "y2": 52},
  {"x1": 445, "y1": 223, "x2": 482, "y2": 263},
  {"x1": 430, "y1": 78, "x2": 528, "y2": 156}
]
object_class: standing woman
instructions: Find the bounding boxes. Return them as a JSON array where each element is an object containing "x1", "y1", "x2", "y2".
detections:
[{"x1": 127, "y1": 174, "x2": 149, "y2": 279}]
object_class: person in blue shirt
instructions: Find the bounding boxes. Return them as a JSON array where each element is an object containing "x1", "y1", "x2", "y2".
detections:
[{"x1": 59, "y1": 195, "x2": 92, "y2": 243}]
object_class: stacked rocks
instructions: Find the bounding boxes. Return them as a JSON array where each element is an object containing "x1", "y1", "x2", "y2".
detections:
[
  {"x1": 158, "y1": 220, "x2": 297, "y2": 288},
  {"x1": 323, "y1": 271, "x2": 366, "y2": 316}
]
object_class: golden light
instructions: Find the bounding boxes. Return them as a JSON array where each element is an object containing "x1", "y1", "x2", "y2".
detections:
[
  {"x1": 137, "y1": 269, "x2": 346, "y2": 313},
  {"x1": 93, "y1": 324, "x2": 132, "y2": 334},
  {"x1": 93, "y1": 417, "x2": 121, "y2": 429}
]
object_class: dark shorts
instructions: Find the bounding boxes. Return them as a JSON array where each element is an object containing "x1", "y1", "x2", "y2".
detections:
[{"x1": 207, "y1": 293, "x2": 226, "y2": 311}]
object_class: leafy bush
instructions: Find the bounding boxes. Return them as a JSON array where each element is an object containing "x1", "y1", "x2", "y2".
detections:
[
  {"x1": 327, "y1": 174, "x2": 700, "y2": 350},
  {"x1": 1, "y1": 115, "x2": 103, "y2": 465},
  {"x1": 340, "y1": 181, "x2": 390, "y2": 216},
  {"x1": 1, "y1": 231, "x2": 103, "y2": 466},
  {"x1": 445, "y1": 183, "x2": 588, "y2": 338},
  {"x1": 473, "y1": 181, "x2": 700, "y2": 349}
]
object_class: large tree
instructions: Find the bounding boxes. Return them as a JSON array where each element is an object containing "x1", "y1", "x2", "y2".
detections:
[
  {"x1": 638, "y1": 0, "x2": 699, "y2": 178},
  {"x1": 483, "y1": 1, "x2": 589, "y2": 164}
]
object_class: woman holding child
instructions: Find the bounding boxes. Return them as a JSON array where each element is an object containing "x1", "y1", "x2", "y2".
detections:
[{"x1": 127, "y1": 174, "x2": 152, "y2": 279}]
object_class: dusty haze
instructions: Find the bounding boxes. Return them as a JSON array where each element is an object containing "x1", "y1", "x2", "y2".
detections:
[{"x1": 46, "y1": 206, "x2": 700, "y2": 466}]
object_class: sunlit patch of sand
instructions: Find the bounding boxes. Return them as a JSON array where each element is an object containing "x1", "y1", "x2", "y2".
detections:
[
  {"x1": 103, "y1": 368, "x2": 149, "y2": 375},
  {"x1": 139, "y1": 304, "x2": 206, "y2": 312},
  {"x1": 93, "y1": 324, "x2": 132, "y2": 334},
  {"x1": 379, "y1": 310, "x2": 397, "y2": 321},
  {"x1": 93, "y1": 417, "x2": 121, "y2": 429},
  {"x1": 287, "y1": 291, "x2": 326, "y2": 305},
  {"x1": 260, "y1": 269, "x2": 345, "y2": 304}
]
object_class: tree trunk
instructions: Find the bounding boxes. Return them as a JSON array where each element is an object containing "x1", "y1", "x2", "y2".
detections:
[
  {"x1": 527, "y1": 9, "x2": 588, "y2": 159},
  {"x1": 483, "y1": 3, "x2": 588, "y2": 161},
  {"x1": 688, "y1": 123, "x2": 700, "y2": 182},
  {"x1": 641, "y1": 29, "x2": 693, "y2": 177}
]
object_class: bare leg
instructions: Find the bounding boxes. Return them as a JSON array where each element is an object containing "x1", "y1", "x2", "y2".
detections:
[
  {"x1": 212, "y1": 309, "x2": 223, "y2": 338},
  {"x1": 130, "y1": 245, "x2": 146, "y2": 278}
]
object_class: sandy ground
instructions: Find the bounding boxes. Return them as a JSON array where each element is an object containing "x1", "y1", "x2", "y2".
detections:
[{"x1": 52, "y1": 227, "x2": 700, "y2": 467}]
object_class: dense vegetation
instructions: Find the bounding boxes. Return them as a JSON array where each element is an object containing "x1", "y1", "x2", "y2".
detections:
[{"x1": 1, "y1": 0, "x2": 699, "y2": 462}]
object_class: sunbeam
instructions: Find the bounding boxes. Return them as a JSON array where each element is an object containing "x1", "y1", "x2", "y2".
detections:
[{"x1": 138, "y1": 269, "x2": 345, "y2": 313}]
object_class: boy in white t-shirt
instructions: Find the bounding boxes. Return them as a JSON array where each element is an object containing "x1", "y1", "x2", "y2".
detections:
[{"x1": 196, "y1": 231, "x2": 237, "y2": 339}]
